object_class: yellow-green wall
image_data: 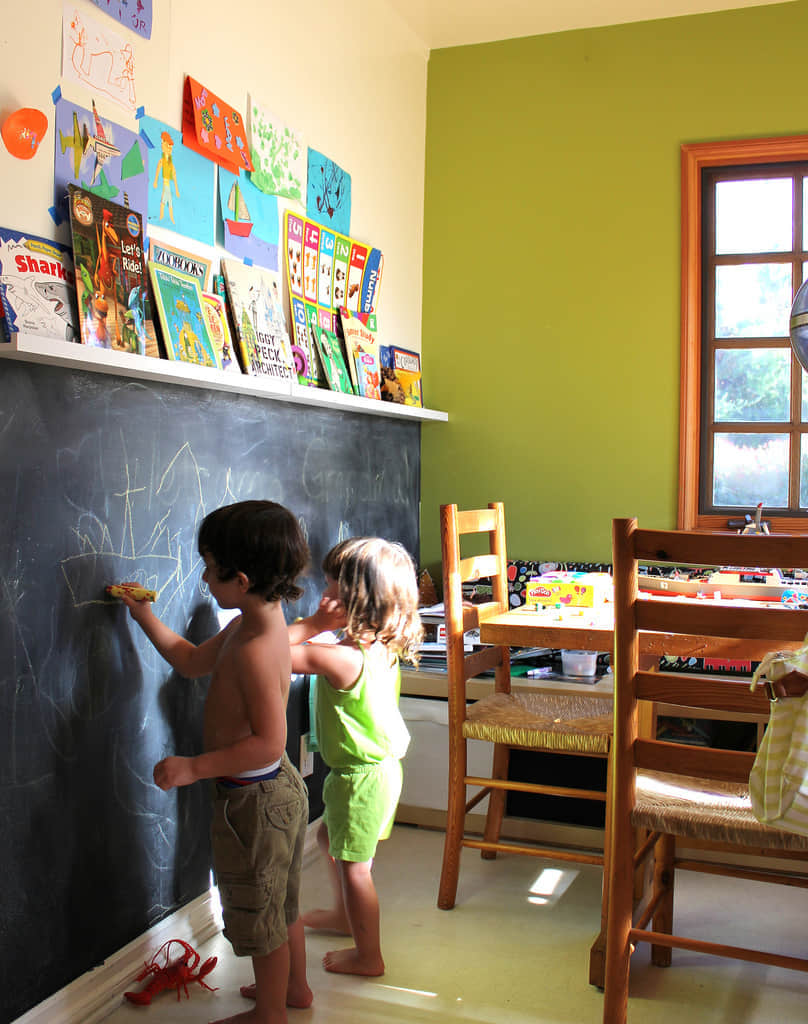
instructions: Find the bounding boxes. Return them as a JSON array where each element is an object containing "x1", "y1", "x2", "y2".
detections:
[{"x1": 419, "y1": 0, "x2": 808, "y2": 576}]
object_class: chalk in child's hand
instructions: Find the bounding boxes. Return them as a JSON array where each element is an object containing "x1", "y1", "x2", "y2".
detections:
[{"x1": 106, "y1": 583, "x2": 157, "y2": 602}]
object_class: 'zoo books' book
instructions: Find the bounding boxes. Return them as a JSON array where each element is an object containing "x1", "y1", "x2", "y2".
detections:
[
  {"x1": 221, "y1": 258, "x2": 295, "y2": 380},
  {"x1": 68, "y1": 186, "x2": 158, "y2": 356},
  {"x1": 148, "y1": 263, "x2": 220, "y2": 369},
  {"x1": 0, "y1": 227, "x2": 79, "y2": 343}
]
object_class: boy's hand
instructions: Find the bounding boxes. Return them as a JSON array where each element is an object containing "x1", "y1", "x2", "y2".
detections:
[
  {"x1": 120, "y1": 592, "x2": 156, "y2": 627},
  {"x1": 154, "y1": 755, "x2": 197, "y2": 790}
]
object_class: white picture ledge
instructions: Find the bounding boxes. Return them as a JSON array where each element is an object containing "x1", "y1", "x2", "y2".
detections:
[{"x1": 0, "y1": 334, "x2": 448, "y2": 423}]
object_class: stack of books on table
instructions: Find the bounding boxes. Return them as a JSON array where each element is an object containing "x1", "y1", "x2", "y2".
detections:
[{"x1": 416, "y1": 603, "x2": 549, "y2": 674}]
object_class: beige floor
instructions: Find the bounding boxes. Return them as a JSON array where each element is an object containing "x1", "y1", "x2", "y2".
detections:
[{"x1": 104, "y1": 824, "x2": 808, "y2": 1024}]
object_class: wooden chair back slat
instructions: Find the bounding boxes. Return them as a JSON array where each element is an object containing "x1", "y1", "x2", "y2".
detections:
[
  {"x1": 635, "y1": 672, "x2": 771, "y2": 715},
  {"x1": 633, "y1": 737, "x2": 757, "y2": 782}
]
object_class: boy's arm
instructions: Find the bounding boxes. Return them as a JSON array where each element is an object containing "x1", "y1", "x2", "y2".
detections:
[
  {"x1": 154, "y1": 640, "x2": 287, "y2": 789},
  {"x1": 121, "y1": 594, "x2": 233, "y2": 678}
]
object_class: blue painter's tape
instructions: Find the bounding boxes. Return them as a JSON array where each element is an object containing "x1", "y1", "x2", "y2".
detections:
[
  {"x1": 243, "y1": 257, "x2": 253, "y2": 266},
  {"x1": 135, "y1": 106, "x2": 145, "y2": 119},
  {"x1": 48, "y1": 206, "x2": 62, "y2": 226},
  {"x1": 140, "y1": 128, "x2": 154, "y2": 149},
  {"x1": 51, "y1": 85, "x2": 62, "y2": 104}
]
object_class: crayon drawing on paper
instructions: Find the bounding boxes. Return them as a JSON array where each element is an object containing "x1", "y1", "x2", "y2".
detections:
[
  {"x1": 63, "y1": 3, "x2": 138, "y2": 114},
  {"x1": 248, "y1": 101, "x2": 306, "y2": 204},
  {"x1": 306, "y1": 149, "x2": 351, "y2": 237}
]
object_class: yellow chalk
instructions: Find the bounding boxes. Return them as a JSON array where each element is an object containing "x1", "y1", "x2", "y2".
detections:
[{"x1": 106, "y1": 583, "x2": 157, "y2": 602}]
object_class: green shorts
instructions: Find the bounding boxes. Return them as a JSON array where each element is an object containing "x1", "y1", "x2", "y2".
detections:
[
  {"x1": 323, "y1": 757, "x2": 402, "y2": 863},
  {"x1": 211, "y1": 753, "x2": 308, "y2": 958}
]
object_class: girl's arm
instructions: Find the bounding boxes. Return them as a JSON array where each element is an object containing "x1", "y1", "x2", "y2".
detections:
[
  {"x1": 121, "y1": 594, "x2": 234, "y2": 678},
  {"x1": 291, "y1": 637, "x2": 362, "y2": 691},
  {"x1": 287, "y1": 593, "x2": 345, "y2": 646}
]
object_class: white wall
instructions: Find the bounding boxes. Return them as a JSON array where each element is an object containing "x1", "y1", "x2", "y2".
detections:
[{"x1": 0, "y1": 0, "x2": 428, "y2": 352}]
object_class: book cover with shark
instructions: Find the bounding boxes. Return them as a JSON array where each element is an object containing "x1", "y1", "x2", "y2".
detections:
[{"x1": 0, "y1": 227, "x2": 79, "y2": 343}]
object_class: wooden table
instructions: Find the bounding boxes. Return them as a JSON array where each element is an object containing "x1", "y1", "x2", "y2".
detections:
[{"x1": 479, "y1": 605, "x2": 798, "y2": 663}]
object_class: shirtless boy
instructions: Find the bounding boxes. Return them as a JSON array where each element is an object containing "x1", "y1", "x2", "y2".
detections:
[{"x1": 121, "y1": 500, "x2": 311, "y2": 1024}]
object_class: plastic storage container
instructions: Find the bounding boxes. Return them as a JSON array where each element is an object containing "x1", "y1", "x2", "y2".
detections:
[{"x1": 561, "y1": 649, "x2": 598, "y2": 676}]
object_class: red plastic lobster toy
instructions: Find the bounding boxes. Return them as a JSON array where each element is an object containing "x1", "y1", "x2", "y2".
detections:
[{"x1": 124, "y1": 938, "x2": 217, "y2": 1006}]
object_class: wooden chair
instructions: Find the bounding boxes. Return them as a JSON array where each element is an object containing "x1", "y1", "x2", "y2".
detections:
[
  {"x1": 437, "y1": 501, "x2": 614, "y2": 915},
  {"x1": 603, "y1": 518, "x2": 808, "y2": 1024}
]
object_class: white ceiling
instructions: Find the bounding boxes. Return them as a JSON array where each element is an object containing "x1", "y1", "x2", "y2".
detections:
[{"x1": 385, "y1": 0, "x2": 792, "y2": 50}]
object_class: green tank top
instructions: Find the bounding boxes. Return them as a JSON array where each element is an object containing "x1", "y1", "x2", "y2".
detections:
[{"x1": 315, "y1": 642, "x2": 410, "y2": 770}]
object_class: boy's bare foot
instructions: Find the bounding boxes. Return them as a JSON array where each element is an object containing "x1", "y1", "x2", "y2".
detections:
[
  {"x1": 239, "y1": 981, "x2": 313, "y2": 1009},
  {"x1": 301, "y1": 908, "x2": 351, "y2": 934},
  {"x1": 322, "y1": 947, "x2": 385, "y2": 976},
  {"x1": 210, "y1": 1009, "x2": 284, "y2": 1024}
]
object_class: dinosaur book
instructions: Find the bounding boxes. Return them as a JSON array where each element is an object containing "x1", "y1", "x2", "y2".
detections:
[
  {"x1": 67, "y1": 185, "x2": 158, "y2": 356},
  {"x1": 0, "y1": 226, "x2": 79, "y2": 343}
]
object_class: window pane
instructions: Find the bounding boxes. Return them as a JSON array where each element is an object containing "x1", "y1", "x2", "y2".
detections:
[
  {"x1": 716, "y1": 178, "x2": 792, "y2": 254},
  {"x1": 801, "y1": 435, "x2": 808, "y2": 507},
  {"x1": 715, "y1": 264, "x2": 792, "y2": 337},
  {"x1": 804, "y1": 178, "x2": 808, "y2": 250},
  {"x1": 713, "y1": 433, "x2": 789, "y2": 507},
  {"x1": 714, "y1": 348, "x2": 790, "y2": 422}
]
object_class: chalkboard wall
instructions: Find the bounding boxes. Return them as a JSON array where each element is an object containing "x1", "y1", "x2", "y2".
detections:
[{"x1": 0, "y1": 361, "x2": 421, "y2": 1023}]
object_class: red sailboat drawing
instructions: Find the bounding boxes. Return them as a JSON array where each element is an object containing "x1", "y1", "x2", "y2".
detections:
[{"x1": 226, "y1": 180, "x2": 253, "y2": 237}]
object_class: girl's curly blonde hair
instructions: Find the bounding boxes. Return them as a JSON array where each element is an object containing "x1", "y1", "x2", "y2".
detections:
[{"x1": 322, "y1": 537, "x2": 423, "y2": 664}]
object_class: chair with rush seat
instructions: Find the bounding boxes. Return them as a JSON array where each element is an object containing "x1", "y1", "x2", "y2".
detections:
[
  {"x1": 603, "y1": 518, "x2": 808, "y2": 1024},
  {"x1": 437, "y1": 501, "x2": 614, "y2": 919}
]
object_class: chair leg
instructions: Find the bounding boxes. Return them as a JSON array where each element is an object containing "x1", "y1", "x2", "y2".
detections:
[
  {"x1": 602, "y1": 813, "x2": 635, "y2": 1023},
  {"x1": 438, "y1": 733, "x2": 467, "y2": 909},
  {"x1": 589, "y1": 746, "x2": 614, "y2": 989},
  {"x1": 481, "y1": 742, "x2": 510, "y2": 860},
  {"x1": 651, "y1": 833, "x2": 675, "y2": 968}
]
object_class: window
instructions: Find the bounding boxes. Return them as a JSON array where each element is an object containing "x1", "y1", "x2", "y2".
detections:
[{"x1": 680, "y1": 137, "x2": 808, "y2": 532}]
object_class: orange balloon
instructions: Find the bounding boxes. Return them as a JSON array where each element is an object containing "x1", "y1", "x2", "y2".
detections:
[{"x1": 1, "y1": 107, "x2": 48, "y2": 160}]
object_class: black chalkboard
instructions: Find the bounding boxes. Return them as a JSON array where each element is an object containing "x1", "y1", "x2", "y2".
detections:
[{"x1": 0, "y1": 361, "x2": 420, "y2": 1023}]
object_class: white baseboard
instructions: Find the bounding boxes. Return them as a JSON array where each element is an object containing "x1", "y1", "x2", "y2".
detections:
[
  {"x1": 13, "y1": 818, "x2": 324, "y2": 1024},
  {"x1": 12, "y1": 889, "x2": 222, "y2": 1024}
]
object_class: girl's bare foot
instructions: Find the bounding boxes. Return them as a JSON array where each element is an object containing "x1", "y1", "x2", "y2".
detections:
[
  {"x1": 322, "y1": 947, "x2": 384, "y2": 976},
  {"x1": 239, "y1": 982, "x2": 313, "y2": 1009},
  {"x1": 301, "y1": 908, "x2": 351, "y2": 934},
  {"x1": 210, "y1": 1010, "x2": 284, "y2": 1024}
]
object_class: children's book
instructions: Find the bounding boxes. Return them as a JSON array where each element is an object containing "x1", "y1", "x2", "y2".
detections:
[
  {"x1": 345, "y1": 240, "x2": 368, "y2": 312},
  {"x1": 380, "y1": 344, "x2": 422, "y2": 407},
  {"x1": 309, "y1": 308, "x2": 353, "y2": 394},
  {"x1": 68, "y1": 186, "x2": 158, "y2": 356},
  {"x1": 147, "y1": 262, "x2": 219, "y2": 369},
  {"x1": 0, "y1": 226, "x2": 80, "y2": 343},
  {"x1": 202, "y1": 291, "x2": 240, "y2": 372},
  {"x1": 339, "y1": 307, "x2": 381, "y2": 400},
  {"x1": 220, "y1": 258, "x2": 295, "y2": 380}
]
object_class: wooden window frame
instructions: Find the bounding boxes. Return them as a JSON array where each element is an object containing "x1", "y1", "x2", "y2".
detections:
[{"x1": 680, "y1": 134, "x2": 808, "y2": 532}]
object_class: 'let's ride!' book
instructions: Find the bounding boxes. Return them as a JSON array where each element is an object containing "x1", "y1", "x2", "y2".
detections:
[{"x1": 68, "y1": 185, "x2": 157, "y2": 356}]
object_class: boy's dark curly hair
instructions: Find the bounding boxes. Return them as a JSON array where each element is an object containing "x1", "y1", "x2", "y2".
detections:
[{"x1": 197, "y1": 500, "x2": 309, "y2": 603}]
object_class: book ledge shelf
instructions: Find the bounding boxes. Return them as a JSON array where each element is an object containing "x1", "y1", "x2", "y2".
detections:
[{"x1": 0, "y1": 334, "x2": 449, "y2": 423}]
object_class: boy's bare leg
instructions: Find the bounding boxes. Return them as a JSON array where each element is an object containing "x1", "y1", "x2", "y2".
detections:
[
  {"x1": 301, "y1": 822, "x2": 350, "y2": 934},
  {"x1": 240, "y1": 917, "x2": 312, "y2": 1008},
  {"x1": 214, "y1": 945, "x2": 290, "y2": 1024},
  {"x1": 323, "y1": 858, "x2": 384, "y2": 976}
]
